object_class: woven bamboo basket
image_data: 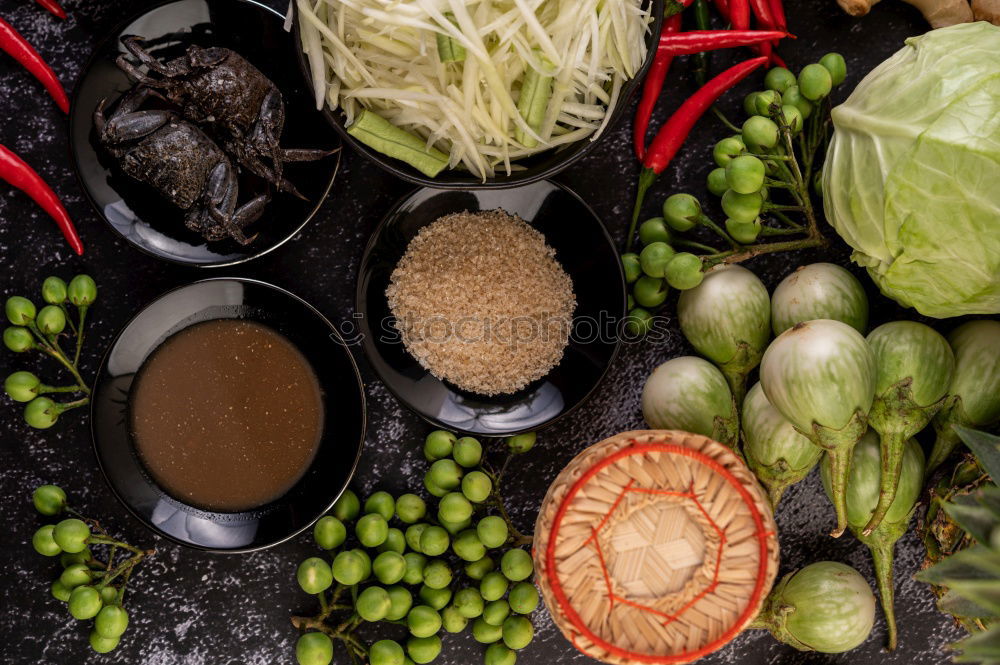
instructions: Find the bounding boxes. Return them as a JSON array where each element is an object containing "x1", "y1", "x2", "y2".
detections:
[{"x1": 533, "y1": 430, "x2": 779, "y2": 665}]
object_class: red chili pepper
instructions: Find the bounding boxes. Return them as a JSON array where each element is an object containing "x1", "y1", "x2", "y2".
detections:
[
  {"x1": 0, "y1": 17, "x2": 69, "y2": 113},
  {"x1": 633, "y1": 13, "x2": 682, "y2": 160},
  {"x1": 769, "y1": 0, "x2": 787, "y2": 30},
  {"x1": 712, "y1": 0, "x2": 730, "y2": 19},
  {"x1": 0, "y1": 145, "x2": 83, "y2": 255},
  {"x1": 728, "y1": 0, "x2": 750, "y2": 29},
  {"x1": 749, "y1": 0, "x2": 777, "y2": 28},
  {"x1": 627, "y1": 56, "x2": 768, "y2": 250},
  {"x1": 748, "y1": 0, "x2": 779, "y2": 59},
  {"x1": 657, "y1": 29, "x2": 787, "y2": 55},
  {"x1": 34, "y1": 0, "x2": 67, "y2": 19}
]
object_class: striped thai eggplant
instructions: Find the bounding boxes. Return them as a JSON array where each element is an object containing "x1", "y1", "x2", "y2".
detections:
[
  {"x1": 677, "y1": 265, "x2": 771, "y2": 405},
  {"x1": 821, "y1": 430, "x2": 924, "y2": 650},
  {"x1": 641, "y1": 356, "x2": 739, "y2": 449},
  {"x1": 751, "y1": 561, "x2": 876, "y2": 653},
  {"x1": 742, "y1": 382, "x2": 821, "y2": 508},
  {"x1": 863, "y1": 321, "x2": 953, "y2": 535},
  {"x1": 927, "y1": 320, "x2": 1000, "y2": 474},
  {"x1": 771, "y1": 263, "x2": 868, "y2": 336},
  {"x1": 760, "y1": 319, "x2": 876, "y2": 536}
]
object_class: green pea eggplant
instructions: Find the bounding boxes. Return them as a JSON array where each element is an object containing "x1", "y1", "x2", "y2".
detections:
[
  {"x1": 760, "y1": 319, "x2": 876, "y2": 536},
  {"x1": 821, "y1": 431, "x2": 924, "y2": 650},
  {"x1": 641, "y1": 356, "x2": 739, "y2": 449},
  {"x1": 863, "y1": 321, "x2": 953, "y2": 535},
  {"x1": 751, "y1": 561, "x2": 876, "y2": 653},
  {"x1": 771, "y1": 263, "x2": 868, "y2": 336},
  {"x1": 927, "y1": 320, "x2": 1000, "y2": 475},
  {"x1": 678, "y1": 265, "x2": 771, "y2": 405},
  {"x1": 742, "y1": 382, "x2": 822, "y2": 508}
]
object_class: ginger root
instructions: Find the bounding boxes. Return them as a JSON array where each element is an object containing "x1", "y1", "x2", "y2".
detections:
[
  {"x1": 972, "y1": 0, "x2": 1000, "y2": 23},
  {"x1": 915, "y1": 0, "x2": 975, "y2": 25},
  {"x1": 836, "y1": 0, "x2": 882, "y2": 16},
  {"x1": 836, "y1": 0, "x2": 974, "y2": 27}
]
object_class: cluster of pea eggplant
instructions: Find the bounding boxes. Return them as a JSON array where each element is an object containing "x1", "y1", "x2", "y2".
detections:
[
  {"x1": 620, "y1": 56, "x2": 847, "y2": 336},
  {"x1": 639, "y1": 262, "x2": 1000, "y2": 652}
]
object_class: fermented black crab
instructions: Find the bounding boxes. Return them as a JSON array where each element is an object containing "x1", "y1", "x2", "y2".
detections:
[
  {"x1": 94, "y1": 87, "x2": 268, "y2": 245},
  {"x1": 115, "y1": 35, "x2": 330, "y2": 197}
]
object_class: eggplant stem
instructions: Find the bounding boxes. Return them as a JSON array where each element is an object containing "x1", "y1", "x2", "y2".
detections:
[
  {"x1": 867, "y1": 534, "x2": 897, "y2": 650},
  {"x1": 862, "y1": 430, "x2": 906, "y2": 536},
  {"x1": 766, "y1": 484, "x2": 785, "y2": 510},
  {"x1": 809, "y1": 410, "x2": 867, "y2": 538},
  {"x1": 825, "y1": 446, "x2": 851, "y2": 538},
  {"x1": 856, "y1": 513, "x2": 910, "y2": 652},
  {"x1": 721, "y1": 366, "x2": 748, "y2": 412},
  {"x1": 926, "y1": 426, "x2": 960, "y2": 478}
]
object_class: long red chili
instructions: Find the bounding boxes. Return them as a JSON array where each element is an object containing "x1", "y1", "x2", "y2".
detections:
[
  {"x1": 749, "y1": 0, "x2": 777, "y2": 28},
  {"x1": 0, "y1": 17, "x2": 69, "y2": 113},
  {"x1": 749, "y1": 0, "x2": 779, "y2": 57},
  {"x1": 627, "y1": 56, "x2": 768, "y2": 250},
  {"x1": 34, "y1": 0, "x2": 67, "y2": 19},
  {"x1": 769, "y1": 0, "x2": 787, "y2": 30},
  {"x1": 633, "y1": 13, "x2": 682, "y2": 160},
  {"x1": 0, "y1": 145, "x2": 83, "y2": 255},
  {"x1": 712, "y1": 0, "x2": 730, "y2": 20},
  {"x1": 645, "y1": 56, "x2": 767, "y2": 173},
  {"x1": 657, "y1": 29, "x2": 787, "y2": 55},
  {"x1": 728, "y1": 0, "x2": 750, "y2": 29}
]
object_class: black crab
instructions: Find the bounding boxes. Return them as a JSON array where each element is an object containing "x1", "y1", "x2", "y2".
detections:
[
  {"x1": 94, "y1": 86, "x2": 268, "y2": 245},
  {"x1": 115, "y1": 35, "x2": 331, "y2": 197}
]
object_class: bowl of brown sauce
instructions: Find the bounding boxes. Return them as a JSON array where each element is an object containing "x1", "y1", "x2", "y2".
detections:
[{"x1": 91, "y1": 278, "x2": 365, "y2": 552}]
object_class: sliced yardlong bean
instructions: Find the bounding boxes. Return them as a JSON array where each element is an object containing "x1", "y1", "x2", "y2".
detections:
[
  {"x1": 436, "y1": 13, "x2": 466, "y2": 62},
  {"x1": 514, "y1": 51, "x2": 553, "y2": 148},
  {"x1": 346, "y1": 110, "x2": 449, "y2": 177}
]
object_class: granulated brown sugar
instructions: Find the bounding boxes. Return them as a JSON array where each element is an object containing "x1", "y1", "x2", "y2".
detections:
[{"x1": 386, "y1": 209, "x2": 576, "y2": 396}]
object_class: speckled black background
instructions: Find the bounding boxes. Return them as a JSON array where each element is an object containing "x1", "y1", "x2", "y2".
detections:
[{"x1": 0, "y1": 0, "x2": 976, "y2": 663}]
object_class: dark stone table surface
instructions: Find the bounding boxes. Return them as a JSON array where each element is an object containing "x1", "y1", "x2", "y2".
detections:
[{"x1": 0, "y1": 0, "x2": 975, "y2": 663}]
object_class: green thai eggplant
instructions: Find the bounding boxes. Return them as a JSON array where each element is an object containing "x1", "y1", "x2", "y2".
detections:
[
  {"x1": 742, "y1": 382, "x2": 821, "y2": 508},
  {"x1": 677, "y1": 265, "x2": 771, "y2": 405},
  {"x1": 771, "y1": 263, "x2": 868, "y2": 336},
  {"x1": 863, "y1": 321, "x2": 953, "y2": 534},
  {"x1": 751, "y1": 561, "x2": 876, "y2": 653},
  {"x1": 927, "y1": 320, "x2": 1000, "y2": 474},
  {"x1": 760, "y1": 319, "x2": 876, "y2": 536},
  {"x1": 641, "y1": 356, "x2": 739, "y2": 448},
  {"x1": 821, "y1": 430, "x2": 924, "y2": 650}
]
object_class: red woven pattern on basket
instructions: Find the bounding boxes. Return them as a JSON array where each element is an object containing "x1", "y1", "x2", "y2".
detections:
[
  {"x1": 544, "y1": 441, "x2": 772, "y2": 664},
  {"x1": 580, "y1": 480, "x2": 728, "y2": 621}
]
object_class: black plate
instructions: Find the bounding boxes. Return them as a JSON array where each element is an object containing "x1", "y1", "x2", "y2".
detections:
[
  {"x1": 356, "y1": 181, "x2": 625, "y2": 436},
  {"x1": 69, "y1": 0, "x2": 340, "y2": 267},
  {"x1": 292, "y1": 0, "x2": 664, "y2": 189},
  {"x1": 90, "y1": 278, "x2": 366, "y2": 552}
]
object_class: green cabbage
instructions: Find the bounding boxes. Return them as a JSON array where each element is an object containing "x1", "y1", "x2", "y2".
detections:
[{"x1": 822, "y1": 22, "x2": 1000, "y2": 318}]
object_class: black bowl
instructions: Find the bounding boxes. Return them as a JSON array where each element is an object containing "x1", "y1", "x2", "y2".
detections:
[
  {"x1": 90, "y1": 278, "x2": 366, "y2": 552},
  {"x1": 292, "y1": 0, "x2": 664, "y2": 189},
  {"x1": 69, "y1": 0, "x2": 341, "y2": 267},
  {"x1": 356, "y1": 181, "x2": 625, "y2": 436}
]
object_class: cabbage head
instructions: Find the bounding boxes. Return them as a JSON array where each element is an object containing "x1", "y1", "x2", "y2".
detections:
[{"x1": 822, "y1": 22, "x2": 1000, "y2": 318}]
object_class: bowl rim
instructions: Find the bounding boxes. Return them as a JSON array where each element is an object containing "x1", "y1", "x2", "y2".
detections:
[
  {"x1": 291, "y1": 0, "x2": 666, "y2": 189},
  {"x1": 68, "y1": 0, "x2": 341, "y2": 269},
  {"x1": 354, "y1": 180, "x2": 626, "y2": 436},
  {"x1": 89, "y1": 276, "x2": 367, "y2": 553}
]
